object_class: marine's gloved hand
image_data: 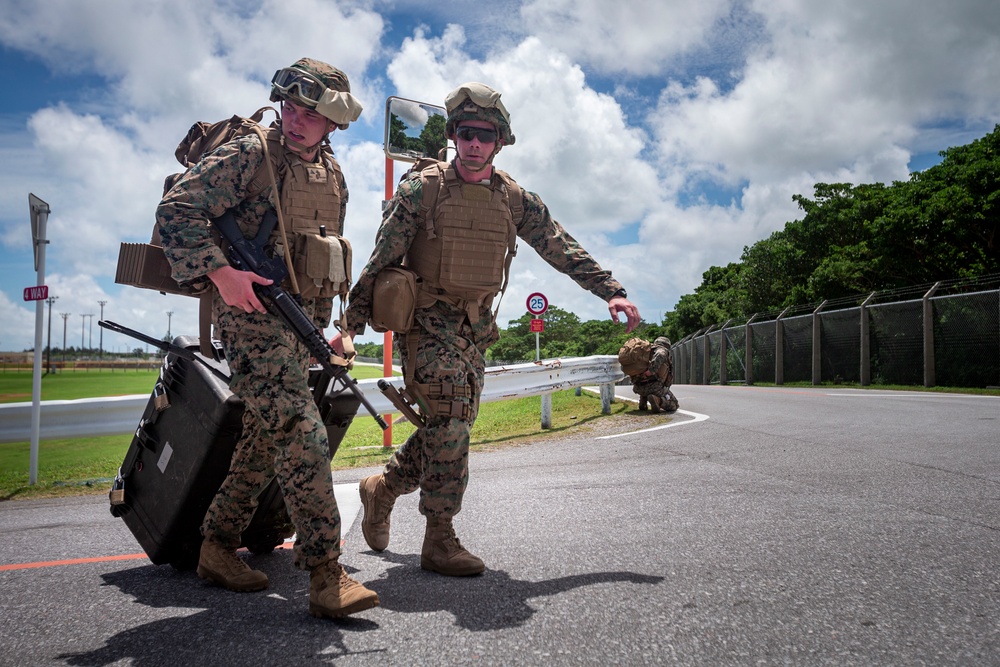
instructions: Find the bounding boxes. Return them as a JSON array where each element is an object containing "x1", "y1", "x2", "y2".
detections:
[{"x1": 328, "y1": 329, "x2": 357, "y2": 357}]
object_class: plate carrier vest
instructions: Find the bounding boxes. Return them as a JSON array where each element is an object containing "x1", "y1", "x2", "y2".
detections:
[{"x1": 404, "y1": 160, "x2": 522, "y2": 323}]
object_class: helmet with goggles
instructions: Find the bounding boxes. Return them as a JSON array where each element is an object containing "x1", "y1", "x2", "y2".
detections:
[
  {"x1": 270, "y1": 58, "x2": 363, "y2": 130},
  {"x1": 444, "y1": 82, "x2": 515, "y2": 146}
]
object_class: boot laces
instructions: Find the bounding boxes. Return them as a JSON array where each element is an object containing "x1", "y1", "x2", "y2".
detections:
[
  {"x1": 440, "y1": 525, "x2": 466, "y2": 554},
  {"x1": 210, "y1": 543, "x2": 251, "y2": 575}
]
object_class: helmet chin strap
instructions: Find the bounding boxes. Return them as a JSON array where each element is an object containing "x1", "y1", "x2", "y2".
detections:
[
  {"x1": 458, "y1": 144, "x2": 502, "y2": 175},
  {"x1": 280, "y1": 132, "x2": 322, "y2": 156}
]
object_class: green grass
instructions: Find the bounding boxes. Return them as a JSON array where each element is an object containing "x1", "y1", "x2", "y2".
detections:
[
  {"x1": 0, "y1": 366, "x2": 650, "y2": 500},
  {"x1": 0, "y1": 369, "x2": 161, "y2": 403}
]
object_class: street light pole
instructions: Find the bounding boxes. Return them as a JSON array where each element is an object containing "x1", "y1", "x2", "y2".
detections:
[
  {"x1": 45, "y1": 295, "x2": 57, "y2": 374},
  {"x1": 98, "y1": 300, "x2": 107, "y2": 361},
  {"x1": 61, "y1": 313, "x2": 70, "y2": 365},
  {"x1": 81, "y1": 314, "x2": 94, "y2": 357}
]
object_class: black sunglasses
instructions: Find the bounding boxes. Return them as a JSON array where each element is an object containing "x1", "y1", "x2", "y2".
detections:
[{"x1": 455, "y1": 126, "x2": 498, "y2": 143}]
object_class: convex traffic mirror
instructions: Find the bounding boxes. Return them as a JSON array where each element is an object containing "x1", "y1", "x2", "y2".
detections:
[{"x1": 384, "y1": 96, "x2": 447, "y2": 163}]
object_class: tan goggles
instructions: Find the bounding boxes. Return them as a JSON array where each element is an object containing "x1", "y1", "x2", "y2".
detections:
[
  {"x1": 271, "y1": 68, "x2": 327, "y2": 105},
  {"x1": 272, "y1": 67, "x2": 363, "y2": 125}
]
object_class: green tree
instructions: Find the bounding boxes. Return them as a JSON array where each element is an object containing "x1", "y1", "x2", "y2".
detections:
[
  {"x1": 668, "y1": 125, "x2": 1000, "y2": 341},
  {"x1": 421, "y1": 113, "x2": 447, "y2": 159}
]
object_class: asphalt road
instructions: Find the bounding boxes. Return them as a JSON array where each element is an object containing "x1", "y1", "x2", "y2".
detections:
[{"x1": 1, "y1": 385, "x2": 998, "y2": 666}]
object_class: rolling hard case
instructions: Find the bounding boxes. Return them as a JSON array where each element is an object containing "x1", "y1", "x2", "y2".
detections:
[{"x1": 110, "y1": 335, "x2": 360, "y2": 570}]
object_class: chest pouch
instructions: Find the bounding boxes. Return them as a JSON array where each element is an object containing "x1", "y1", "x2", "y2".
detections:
[{"x1": 293, "y1": 232, "x2": 352, "y2": 300}]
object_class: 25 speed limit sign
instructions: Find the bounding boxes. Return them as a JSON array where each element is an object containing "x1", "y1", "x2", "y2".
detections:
[{"x1": 526, "y1": 292, "x2": 548, "y2": 315}]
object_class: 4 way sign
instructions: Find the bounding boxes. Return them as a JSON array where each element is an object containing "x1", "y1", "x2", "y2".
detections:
[{"x1": 23, "y1": 285, "x2": 49, "y2": 301}]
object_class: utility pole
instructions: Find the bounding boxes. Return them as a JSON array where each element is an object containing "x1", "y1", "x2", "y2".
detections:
[
  {"x1": 98, "y1": 300, "x2": 107, "y2": 361},
  {"x1": 81, "y1": 314, "x2": 94, "y2": 354},
  {"x1": 166, "y1": 310, "x2": 174, "y2": 341},
  {"x1": 45, "y1": 296, "x2": 58, "y2": 374},
  {"x1": 60, "y1": 313, "x2": 70, "y2": 365}
]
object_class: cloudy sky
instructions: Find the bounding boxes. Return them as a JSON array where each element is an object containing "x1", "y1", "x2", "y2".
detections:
[{"x1": 1, "y1": 0, "x2": 998, "y2": 354}]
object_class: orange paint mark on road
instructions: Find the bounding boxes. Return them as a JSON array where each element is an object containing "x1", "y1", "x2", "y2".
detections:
[
  {"x1": 0, "y1": 553, "x2": 149, "y2": 571},
  {"x1": 0, "y1": 540, "x2": 308, "y2": 572}
]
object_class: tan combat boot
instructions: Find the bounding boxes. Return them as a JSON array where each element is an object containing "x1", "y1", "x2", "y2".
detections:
[
  {"x1": 359, "y1": 473, "x2": 396, "y2": 551},
  {"x1": 196, "y1": 539, "x2": 269, "y2": 592},
  {"x1": 308, "y1": 560, "x2": 380, "y2": 619},
  {"x1": 648, "y1": 394, "x2": 664, "y2": 413},
  {"x1": 420, "y1": 517, "x2": 485, "y2": 576}
]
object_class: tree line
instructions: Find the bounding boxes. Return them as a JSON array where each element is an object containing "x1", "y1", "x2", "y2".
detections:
[{"x1": 663, "y1": 124, "x2": 999, "y2": 340}]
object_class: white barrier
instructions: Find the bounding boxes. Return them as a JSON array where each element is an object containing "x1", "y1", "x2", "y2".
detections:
[{"x1": 0, "y1": 356, "x2": 624, "y2": 444}]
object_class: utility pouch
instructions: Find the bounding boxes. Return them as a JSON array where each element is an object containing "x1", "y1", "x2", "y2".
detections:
[
  {"x1": 371, "y1": 267, "x2": 419, "y2": 333},
  {"x1": 406, "y1": 381, "x2": 472, "y2": 421},
  {"x1": 293, "y1": 233, "x2": 351, "y2": 299}
]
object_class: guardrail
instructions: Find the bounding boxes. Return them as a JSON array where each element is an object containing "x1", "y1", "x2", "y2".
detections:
[{"x1": 0, "y1": 356, "x2": 624, "y2": 444}]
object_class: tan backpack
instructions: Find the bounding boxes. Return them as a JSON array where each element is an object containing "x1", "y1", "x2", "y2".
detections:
[
  {"x1": 618, "y1": 337, "x2": 652, "y2": 377},
  {"x1": 115, "y1": 108, "x2": 285, "y2": 356}
]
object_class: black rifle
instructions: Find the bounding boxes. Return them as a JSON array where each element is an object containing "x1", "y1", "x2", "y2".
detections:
[{"x1": 214, "y1": 210, "x2": 388, "y2": 430}]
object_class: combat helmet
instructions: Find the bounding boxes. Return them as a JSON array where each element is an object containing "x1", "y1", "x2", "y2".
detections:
[
  {"x1": 444, "y1": 82, "x2": 515, "y2": 146},
  {"x1": 270, "y1": 58, "x2": 363, "y2": 130},
  {"x1": 654, "y1": 336, "x2": 672, "y2": 348}
]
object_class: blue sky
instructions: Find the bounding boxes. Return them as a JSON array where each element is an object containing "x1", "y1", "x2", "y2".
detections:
[{"x1": 1, "y1": 0, "x2": 998, "y2": 353}]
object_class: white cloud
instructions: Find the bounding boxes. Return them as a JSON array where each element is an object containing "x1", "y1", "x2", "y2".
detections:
[
  {"x1": 519, "y1": 0, "x2": 735, "y2": 76},
  {"x1": 3, "y1": 0, "x2": 1000, "y2": 353}
]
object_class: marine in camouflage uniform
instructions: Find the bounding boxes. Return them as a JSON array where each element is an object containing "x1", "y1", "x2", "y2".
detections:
[
  {"x1": 632, "y1": 337, "x2": 679, "y2": 413},
  {"x1": 333, "y1": 82, "x2": 641, "y2": 577},
  {"x1": 156, "y1": 58, "x2": 378, "y2": 619}
]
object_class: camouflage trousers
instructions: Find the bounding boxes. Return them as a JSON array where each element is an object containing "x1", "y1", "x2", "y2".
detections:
[
  {"x1": 383, "y1": 323, "x2": 485, "y2": 519},
  {"x1": 633, "y1": 379, "x2": 679, "y2": 412},
  {"x1": 201, "y1": 310, "x2": 339, "y2": 570}
]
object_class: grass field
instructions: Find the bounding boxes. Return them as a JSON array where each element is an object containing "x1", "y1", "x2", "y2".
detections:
[
  {"x1": 0, "y1": 366, "x2": 648, "y2": 501},
  {"x1": 0, "y1": 369, "x2": 161, "y2": 403}
]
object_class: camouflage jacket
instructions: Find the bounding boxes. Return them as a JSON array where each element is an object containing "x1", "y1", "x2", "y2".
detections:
[
  {"x1": 345, "y1": 162, "x2": 623, "y2": 346},
  {"x1": 634, "y1": 343, "x2": 672, "y2": 385},
  {"x1": 156, "y1": 134, "x2": 348, "y2": 328}
]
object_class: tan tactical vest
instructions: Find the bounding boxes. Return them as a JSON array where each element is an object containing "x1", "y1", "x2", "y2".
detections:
[
  {"x1": 405, "y1": 162, "x2": 519, "y2": 321},
  {"x1": 262, "y1": 129, "x2": 351, "y2": 300}
]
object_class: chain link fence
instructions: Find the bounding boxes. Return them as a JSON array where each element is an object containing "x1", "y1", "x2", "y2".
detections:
[{"x1": 673, "y1": 275, "x2": 1000, "y2": 389}]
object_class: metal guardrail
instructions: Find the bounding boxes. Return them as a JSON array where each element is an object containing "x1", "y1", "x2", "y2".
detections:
[{"x1": 0, "y1": 356, "x2": 624, "y2": 444}]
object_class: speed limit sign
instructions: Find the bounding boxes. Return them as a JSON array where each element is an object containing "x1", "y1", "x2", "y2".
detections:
[{"x1": 526, "y1": 292, "x2": 548, "y2": 315}]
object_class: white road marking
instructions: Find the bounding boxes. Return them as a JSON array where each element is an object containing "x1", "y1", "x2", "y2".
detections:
[{"x1": 597, "y1": 408, "x2": 709, "y2": 440}]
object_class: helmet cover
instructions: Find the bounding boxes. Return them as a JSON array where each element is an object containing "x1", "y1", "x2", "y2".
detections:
[
  {"x1": 444, "y1": 82, "x2": 515, "y2": 145},
  {"x1": 270, "y1": 58, "x2": 362, "y2": 129}
]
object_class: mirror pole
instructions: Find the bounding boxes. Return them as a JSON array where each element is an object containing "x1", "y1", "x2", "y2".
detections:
[{"x1": 382, "y1": 155, "x2": 395, "y2": 447}]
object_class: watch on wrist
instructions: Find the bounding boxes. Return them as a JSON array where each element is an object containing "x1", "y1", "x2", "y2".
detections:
[{"x1": 611, "y1": 288, "x2": 627, "y2": 300}]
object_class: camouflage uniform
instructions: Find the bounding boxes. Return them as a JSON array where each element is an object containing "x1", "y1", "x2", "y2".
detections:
[
  {"x1": 346, "y1": 164, "x2": 624, "y2": 519},
  {"x1": 156, "y1": 132, "x2": 347, "y2": 570},
  {"x1": 632, "y1": 337, "x2": 679, "y2": 413}
]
